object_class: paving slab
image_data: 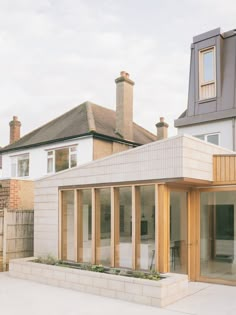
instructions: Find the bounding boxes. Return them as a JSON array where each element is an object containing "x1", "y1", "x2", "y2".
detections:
[
  {"x1": 166, "y1": 282, "x2": 236, "y2": 315},
  {"x1": 1, "y1": 272, "x2": 236, "y2": 315},
  {"x1": 0, "y1": 272, "x2": 185, "y2": 315}
]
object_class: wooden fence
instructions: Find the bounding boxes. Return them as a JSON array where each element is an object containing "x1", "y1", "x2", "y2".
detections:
[{"x1": 0, "y1": 209, "x2": 34, "y2": 271}]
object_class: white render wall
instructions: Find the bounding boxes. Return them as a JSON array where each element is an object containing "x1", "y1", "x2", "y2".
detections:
[
  {"x1": 178, "y1": 119, "x2": 233, "y2": 150},
  {"x1": 1, "y1": 136, "x2": 93, "y2": 180},
  {"x1": 34, "y1": 135, "x2": 232, "y2": 257}
]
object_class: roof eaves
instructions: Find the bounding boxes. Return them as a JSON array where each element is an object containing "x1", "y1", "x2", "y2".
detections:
[{"x1": 0, "y1": 132, "x2": 94, "y2": 154}]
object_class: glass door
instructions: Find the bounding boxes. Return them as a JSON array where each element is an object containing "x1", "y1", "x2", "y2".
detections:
[
  {"x1": 170, "y1": 191, "x2": 188, "y2": 274},
  {"x1": 200, "y1": 191, "x2": 236, "y2": 282}
]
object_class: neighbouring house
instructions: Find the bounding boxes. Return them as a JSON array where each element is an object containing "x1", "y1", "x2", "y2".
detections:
[
  {"x1": 0, "y1": 72, "x2": 158, "y2": 180},
  {"x1": 175, "y1": 28, "x2": 236, "y2": 150},
  {"x1": 34, "y1": 134, "x2": 236, "y2": 286}
]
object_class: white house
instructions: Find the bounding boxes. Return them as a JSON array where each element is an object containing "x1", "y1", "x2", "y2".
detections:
[{"x1": 0, "y1": 72, "x2": 159, "y2": 180}]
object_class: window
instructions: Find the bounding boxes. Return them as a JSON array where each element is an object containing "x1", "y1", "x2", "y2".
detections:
[
  {"x1": 11, "y1": 153, "x2": 29, "y2": 177},
  {"x1": 195, "y1": 133, "x2": 219, "y2": 145},
  {"x1": 47, "y1": 146, "x2": 77, "y2": 173},
  {"x1": 199, "y1": 47, "x2": 216, "y2": 100}
]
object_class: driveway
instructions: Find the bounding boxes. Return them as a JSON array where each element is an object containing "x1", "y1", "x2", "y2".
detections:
[{"x1": 0, "y1": 273, "x2": 235, "y2": 315}]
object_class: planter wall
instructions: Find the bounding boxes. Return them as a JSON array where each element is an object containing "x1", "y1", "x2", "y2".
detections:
[{"x1": 9, "y1": 257, "x2": 189, "y2": 307}]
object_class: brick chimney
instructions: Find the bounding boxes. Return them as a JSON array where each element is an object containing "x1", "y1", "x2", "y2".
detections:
[
  {"x1": 156, "y1": 117, "x2": 169, "y2": 140},
  {"x1": 9, "y1": 116, "x2": 21, "y2": 144},
  {"x1": 115, "y1": 71, "x2": 135, "y2": 141}
]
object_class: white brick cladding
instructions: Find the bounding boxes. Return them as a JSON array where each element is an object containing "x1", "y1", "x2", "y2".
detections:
[
  {"x1": 34, "y1": 135, "x2": 232, "y2": 257},
  {"x1": 35, "y1": 135, "x2": 232, "y2": 189},
  {"x1": 9, "y1": 258, "x2": 189, "y2": 307}
]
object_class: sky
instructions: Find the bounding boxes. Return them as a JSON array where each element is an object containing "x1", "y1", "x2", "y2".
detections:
[{"x1": 0, "y1": 0, "x2": 236, "y2": 146}]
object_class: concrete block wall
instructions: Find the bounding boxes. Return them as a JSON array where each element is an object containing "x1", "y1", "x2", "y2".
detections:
[{"x1": 9, "y1": 258, "x2": 189, "y2": 307}]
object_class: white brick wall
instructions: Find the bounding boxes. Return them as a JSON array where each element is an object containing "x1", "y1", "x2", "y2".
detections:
[{"x1": 34, "y1": 135, "x2": 233, "y2": 257}]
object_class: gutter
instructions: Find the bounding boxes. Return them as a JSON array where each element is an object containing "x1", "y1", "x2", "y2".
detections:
[{"x1": 0, "y1": 131, "x2": 142, "y2": 154}]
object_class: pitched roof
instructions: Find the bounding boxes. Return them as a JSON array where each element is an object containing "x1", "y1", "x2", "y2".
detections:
[{"x1": 1, "y1": 101, "x2": 156, "y2": 153}]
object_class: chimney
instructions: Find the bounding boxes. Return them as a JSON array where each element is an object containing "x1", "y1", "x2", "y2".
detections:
[
  {"x1": 156, "y1": 117, "x2": 169, "y2": 140},
  {"x1": 115, "y1": 71, "x2": 135, "y2": 141},
  {"x1": 9, "y1": 116, "x2": 21, "y2": 144}
]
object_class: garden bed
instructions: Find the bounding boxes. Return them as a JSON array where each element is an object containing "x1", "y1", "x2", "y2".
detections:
[{"x1": 9, "y1": 257, "x2": 189, "y2": 307}]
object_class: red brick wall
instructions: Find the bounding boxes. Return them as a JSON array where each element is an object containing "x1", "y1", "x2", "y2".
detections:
[{"x1": 0, "y1": 180, "x2": 34, "y2": 210}]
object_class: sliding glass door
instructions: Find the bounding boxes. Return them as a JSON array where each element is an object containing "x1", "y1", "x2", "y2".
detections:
[{"x1": 200, "y1": 191, "x2": 236, "y2": 282}]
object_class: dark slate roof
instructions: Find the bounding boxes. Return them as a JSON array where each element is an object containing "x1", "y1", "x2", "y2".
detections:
[
  {"x1": 178, "y1": 110, "x2": 187, "y2": 119},
  {"x1": 1, "y1": 101, "x2": 156, "y2": 153}
]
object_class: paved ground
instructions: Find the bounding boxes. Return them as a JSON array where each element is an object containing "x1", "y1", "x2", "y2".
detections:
[{"x1": 0, "y1": 272, "x2": 236, "y2": 315}]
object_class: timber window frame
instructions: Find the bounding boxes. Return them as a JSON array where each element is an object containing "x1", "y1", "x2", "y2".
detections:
[
  {"x1": 59, "y1": 183, "x2": 158, "y2": 272},
  {"x1": 199, "y1": 46, "x2": 216, "y2": 100}
]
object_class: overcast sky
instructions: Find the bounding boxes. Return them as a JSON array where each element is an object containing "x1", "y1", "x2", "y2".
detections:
[{"x1": 0, "y1": 0, "x2": 236, "y2": 146}]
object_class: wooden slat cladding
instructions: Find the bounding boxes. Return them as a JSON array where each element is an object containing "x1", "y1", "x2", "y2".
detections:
[
  {"x1": 200, "y1": 82, "x2": 215, "y2": 100},
  {"x1": 213, "y1": 155, "x2": 236, "y2": 183}
]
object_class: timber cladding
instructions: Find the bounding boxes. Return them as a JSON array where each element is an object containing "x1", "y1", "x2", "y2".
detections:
[
  {"x1": 0, "y1": 209, "x2": 34, "y2": 271},
  {"x1": 213, "y1": 155, "x2": 236, "y2": 183},
  {"x1": 0, "y1": 179, "x2": 34, "y2": 271}
]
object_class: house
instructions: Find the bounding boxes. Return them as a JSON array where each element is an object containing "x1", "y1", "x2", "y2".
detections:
[
  {"x1": 34, "y1": 134, "x2": 236, "y2": 286},
  {"x1": 0, "y1": 72, "x2": 158, "y2": 180},
  {"x1": 33, "y1": 28, "x2": 236, "y2": 287},
  {"x1": 175, "y1": 28, "x2": 236, "y2": 150}
]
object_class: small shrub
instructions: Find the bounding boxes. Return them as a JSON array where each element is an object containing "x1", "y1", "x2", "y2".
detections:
[
  {"x1": 34, "y1": 258, "x2": 161, "y2": 281},
  {"x1": 91, "y1": 264, "x2": 105, "y2": 272},
  {"x1": 35, "y1": 254, "x2": 58, "y2": 265}
]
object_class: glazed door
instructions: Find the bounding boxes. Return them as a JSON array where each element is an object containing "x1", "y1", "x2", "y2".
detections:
[{"x1": 169, "y1": 191, "x2": 188, "y2": 274}]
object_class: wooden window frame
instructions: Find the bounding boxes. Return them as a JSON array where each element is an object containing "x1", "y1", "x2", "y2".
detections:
[
  {"x1": 199, "y1": 46, "x2": 216, "y2": 100},
  {"x1": 59, "y1": 183, "x2": 159, "y2": 272}
]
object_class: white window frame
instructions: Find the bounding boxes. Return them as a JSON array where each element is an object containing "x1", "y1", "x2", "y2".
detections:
[
  {"x1": 46, "y1": 145, "x2": 77, "y2": 174},
  {"x1": 194, "y1": 132, "x2": 220, "y2": 146},
  {"x1": 11, "y1": 153, "x2": 30, "y2": 177},
  {"x1": 199, "y1": 46, "x2": 216, "y2": 100}
]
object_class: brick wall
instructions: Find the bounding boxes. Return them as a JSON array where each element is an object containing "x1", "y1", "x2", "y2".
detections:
[{"x1": 0, "y1": 179, "x2": 34, "y2": 210}]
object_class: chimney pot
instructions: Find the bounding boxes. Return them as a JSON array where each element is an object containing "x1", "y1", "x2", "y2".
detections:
[{"x1": 120, "y1": 71, "x2": 129, "y2": 78}]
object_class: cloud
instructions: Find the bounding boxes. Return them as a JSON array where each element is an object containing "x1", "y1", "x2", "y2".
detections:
[{"x1": 0, "y1": 0, "x2": 235, "y2": 145}]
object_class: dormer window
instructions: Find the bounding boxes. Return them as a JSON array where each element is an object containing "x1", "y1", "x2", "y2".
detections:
[{"x1": 199, "y1": 47, "x2": 216, "y2": 100}]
